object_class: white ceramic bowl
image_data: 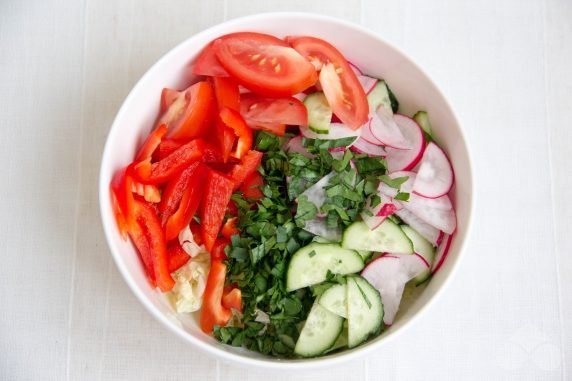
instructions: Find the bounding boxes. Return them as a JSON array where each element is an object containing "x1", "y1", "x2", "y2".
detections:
[{"x1": 99, "y1": 12, "x2": 474, "y2": 369}]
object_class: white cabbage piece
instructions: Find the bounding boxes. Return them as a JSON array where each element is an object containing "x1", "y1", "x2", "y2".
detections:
[
  {"x1": 178, "y1": 225, "x2": 207, "y2": 258},
  {"x1": 169, "y1": 251, "x2": 210, "y2": 313}
]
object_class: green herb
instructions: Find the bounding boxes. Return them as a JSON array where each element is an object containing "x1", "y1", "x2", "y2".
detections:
[
  {"x1": 380, "y1": 175, "x2": 409, "y2": 189},
  {"x1": 394, "y1": 192, "x2": 410, "y2": 201},
  {"x1": 308, "y1": 250, "x2": 316, "y2": 258}
]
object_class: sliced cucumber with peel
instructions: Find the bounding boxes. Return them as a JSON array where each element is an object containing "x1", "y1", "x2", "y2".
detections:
[
  {"x1": 304, "y1": 92, "x2": 332, "y2": 134},
  {"x1": 294, "y1": 302, "x2": 344, "y2": 357},
  {"x1": 367, "y1": 80, "x2": 393, "y2": 113},
  {"x1": 347, "y1": 276, "x2": 384, "y2": 348},
  {"x1": 341, "y1": 220, "x2": 413, "y2": 254},
  {"x1": 413, "y1": 111, "x2": 433, "y2": 136},
  {"x1": 402, "y1": 225, "x2": 435, "y2": 285},
  {"x1": 319, "y1": 283, "x2": 347, "y2": 318},
  {"x1": 286, "y1": 243, "x2": 364, "y2": 291}
]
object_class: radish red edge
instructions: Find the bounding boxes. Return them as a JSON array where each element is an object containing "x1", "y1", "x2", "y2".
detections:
[
  {"x1": 431, "y1": 234, "x2": 453, "y2": 274},
  {"x1": 411, "y1": 142, "x2": 455, "y2": 199},
  {"x1": 385, "y1": 114, "x2": 426, "y2": 172}
]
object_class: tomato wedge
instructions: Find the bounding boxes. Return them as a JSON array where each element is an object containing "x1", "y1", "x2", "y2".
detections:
[
  {"x1": 161, "y1": 81, "x2": 216, "y2": 141},
  {"x1": 287, "y1": 36, "x2": 368, "y2": 129},
  {"x1": 213, "y1": 33, "x2": 317, "y2": 97},
  {"x1": 193, "y1": 32, "x2": 288, "y2": 77},
  {"x1": 160, "y1": 88, "x2": 181, "y2": 112},
  {"x1": 240, "y1": 93, "x2": 306, "y2": 136}
]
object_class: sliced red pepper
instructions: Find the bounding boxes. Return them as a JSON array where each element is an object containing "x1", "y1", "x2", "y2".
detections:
[
  {"x1": 212, "y1": 76, "x2": 240, "y2": 111},
  {"x1": 160, "y1": 88, "x2": 180, "y2": 113},
  {"x1": 189, "y1": 223, "x2": 203, "y2": 246},
  {"x1": 222, "y1": 288, "x2": 242, "y2": 313},
  {"x1": 203, "y1": 142, "x2": 224, "y2": 163},
  {"x1": 167, "y1": 241, "x2": 191, "y2": 273},
  {"x1": 153, "y1": 139, "x2": 183, "y2": 162},
  {"x1": 228, "y1": 150, "x2": 263, "y2": 190},
  {"x1": 219, "y1": 107, "x2": 252, "y2": 160},
  {"x1": 133, "y1": 139, "x2": 206, "y2": 184},
  {"x1": 221, "y1": 217, "x2": 239, "y2": 239},
  {"x1": 130, "y1": 197, "x2": 175, "y2": 291},
  {"x1": 135, "y1": 124, "x2": 168, "y2": 162},
  {"x1": 128, "y1": 219, "x2": 156, "y2": 284},
  {"x1": 212, "y1": 118, "x2": 236, "y2": 163},
  {"x1": 111, "y1": 165, "x2": 137, "y2": 228},
  {"x1": 132, "y1": 181, "x2": 161, "y2": 203},
  {"x1": 110, "y1": 185, "x2": 129, "y2": 240},
  {"x1": 226, "y1": 200, "x2": 238, "y2": 216},
  {"x1": 240, "y1": 172, "x2": 265, "y2": 200},
  {"x1": 200, "y1": 259, "x2": 232, "y2": 333},
  {"x1": 159, "y1": 162, "x2": 202, "y2": 224},
  {"x1": 164, "y1": 164, "x2": 207, "y2": 241},
  {"x1": 211, "y1": 237, "x2": 229, "y2": 261},
  {"x1": 200, "y1": 169, "x2": 235, "y2": 252}
]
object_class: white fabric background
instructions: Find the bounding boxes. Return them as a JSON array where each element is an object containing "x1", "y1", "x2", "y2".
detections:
[{"x1": 1, "y1": 0, "x2": 570, "y2": 380}]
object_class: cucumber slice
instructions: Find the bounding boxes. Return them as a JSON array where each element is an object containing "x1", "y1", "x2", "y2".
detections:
[
  {"x1": 402, "y1": 225, "x2": 435, "y2": 285},
  {"x1": 342, "y1": 220, "x2": 413, "y2": 254},
  {"x1": 286, "y1": 243, "x2": 364, "y2": 291},
  {"x1": 413, "y1": 111, "x2": 433, "y2": 136},
  {"x1": 294, "y1": 302, "x2": 344, "y2": 357},
  {"x1": 367, "y1": 81, "x2": 393, "y2": 113},
  {"x1": 304, "y1": 92, "x2": 332, "y2": 134},
  {"x1": 319, "y1": 283, "x2": 347, "y2": 318},
  {"x1": 357, "y1": 250, "x2": 372, "y2": 261},
  {"x1": 347, "y1": 276, "x2": 383, "y2": 348}
]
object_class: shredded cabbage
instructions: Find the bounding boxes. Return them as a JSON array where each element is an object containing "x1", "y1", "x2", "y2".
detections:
[{"x1": 169, "y1": 251, "x2": 210, "y2": 313}]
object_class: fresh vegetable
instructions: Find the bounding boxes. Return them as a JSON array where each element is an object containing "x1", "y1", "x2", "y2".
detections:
[
  {"x1": 401, "y1": 226, "x2": 435, "y2": 285},
  {"x1": 240, "y1": 93, "x2": 307, "y2": 134},
  {"x1": 432, "y1": 233, "x2": 453, "y2": 274},
  {"x1": 346, "y1": 276, "x2": 383, "y2": 347},
  {"x1": 341, "y1": 220, "x2": 413, "y2": 254},
  {"x1": 385, "y1": 115, "x2": 425, "y2": 172},
  {"x1": 200, "y1": 169, "x2": 235, "y2": 251},
  {"x1": 219, "y1": 107, "x2": 253, "y2": 160},
  {"x1": 200, "y1": 259, "x2": 232, "y2": 333},
  {"x1": 412, "y1": 142, "x2": 455, "y2": 199},
  {"x1": 303, "y1": 92, "x2": 332, "y2": 134},
  {"x1": 294, "y1": 302, "x2": 344, "y2": 357}
]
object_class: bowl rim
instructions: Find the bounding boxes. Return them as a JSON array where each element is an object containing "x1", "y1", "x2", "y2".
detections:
[{"x1": 99, "y1": 11, "x2": 475, "y2": 369}]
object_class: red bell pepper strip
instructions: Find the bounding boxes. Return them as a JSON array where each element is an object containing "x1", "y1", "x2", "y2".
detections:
[
  {"x1": 211, "y1": 238, "x2": 229, "y2": 261},
  {"x1": 153, "y1": 139, "x2": 183, "y2": 162},
  {"x1": 221, "y1": 217, "x2": 239, "y2": 239},
  {"x1": 212, "y1": 76, "x2": 240, "y2": 111},
  {"x1": 167, "y1": 241, "x2": 191, "y2": 273},
  {"x1": 110, "y1": 164, "x2": 137, "y2": 228},
  {"x1": 133, "y1": 139, "x2": 206, "y2": 184},
  {"x1": 222, "y1": 288, "x2": 242, "y2": 313},
  {"x1": 110, "y1": 185, "x2": 128, "y2": 240},
  {"x1": 228, "y1": 150, "x2": 263, "y2": 190},
  {"x1": 132, "y1": 181, "x2": 161, "y2": 203},
  {"x1": 240, "y1": 172, "x2": 265, "y2": 200},
  {"x1": 159, "y1": 162, "x2": 202, "y2": 225},
  {"x1": 189, "y1": 223, "x2": 203, "y2": 246},
  {"x1": 164, "y1": 164, "x2": 207, "y2": 241},
  {"x1": 200, "y1": 259, "x2": 232, "y2": 333},
  {"x1": 135, "y1": 124, "x2": 168, "y2": 162},
  {"x1": 211, "y1": 117, "x2": 236, "y2": 163},
  {"x1": 200, "y1": 169, "x2": 235, "y2": 252},
  {"x1": 130, "y1": 197, "x2": 175, "y2": 291},
  {"x1": 219, "y1": 107, "x2": 252, "y2": 160},
  {"x1": 226, "y1": 200, "x2": 238, "y2": 216}
]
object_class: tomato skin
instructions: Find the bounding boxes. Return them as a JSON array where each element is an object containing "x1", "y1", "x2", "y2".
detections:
[
  {"x1": 213, "y1": 34, "x2": 317, "y2": 97},
  {"x1": 240, "y1": 172, "x2": 264, "y2": 200},
  {"x1": 162, "y1": 81, "x2": 216, "y2": 141},
  {"x1": 193, "y1": 32, "x2": 288, "y2": 78},
  {"x1": 240, "y1": 93, "x2": 307, "y2": 134},
  {"x1": 228, "y1": 150, "x2": 263, "y2": 190},
  {"x1": 160, "y1": 88, "x2": 181, "y2": 112},
  {"x1": 287, "y1": 36, "x2": 368, "y2": 129},
  {"x1": 200, "y1": 169, "x2": 235, "y2": 252},
  {"x1": 200, "y1": 260, "x2": 232, "y2": 333}
]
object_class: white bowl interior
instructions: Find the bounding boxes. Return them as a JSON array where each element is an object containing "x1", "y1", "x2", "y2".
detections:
[{"x1": 99, "y1": 13, "x2": 473, "y2": 369}]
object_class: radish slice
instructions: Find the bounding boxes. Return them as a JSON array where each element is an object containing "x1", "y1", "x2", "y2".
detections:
[
  {"x1": 378, "y1": 170, "x2": 416, "y2": 197},
  {"x1": 361, "y1": 254, "x2": 429, "y2": 325},
  {"x1": 395, "y1": 208, "x2": 441, "y2": 246},
  {"x1": 360, "y1": 196, "x2": 401, "y2": 230},
  {"x1": 348, "y1": 61, "x2": 363, "y2": 76},
  {"x1": 432, "y1": 233, "x2": 453, "y2": 274},
  {"x1": 399, "y1": 200, "x2": 457, "y2": 234},
  {"x1": 292, "y1": 92, "x2": 307, "y2": 102},
  {"x1": 299, "y1": 172, "x2": 336, "y2": 210},
  {"x1": 385, "y1": 115, "x2": 426, "y2": 172},
  {"x1": 360, "y1": 117, "x2": 382, "y2": 145},
  {"x1": 351, "y1": 137, "x2": 387, "y2": 156},
  {"x1": 284, "y1": 136, "x2": 314, "y2": 158},
  {"x1": 303, "y1": 218, "x2": 342, "y2": 242},
  {"x1": 412, "y1": 142, "x2": 455, "y2": 199},
  {"x1": 357, "y1": 75, "x2": 378, "y2": 95},
  {"x1": 300, "y1": 123, "x2": 361, "y2": 141},
  {"x1": 370, "y1": 108, "x2": 411, "y2": 150},
  {"x1": 379, "y1": 171, "x2": 452, "y2": 210}
]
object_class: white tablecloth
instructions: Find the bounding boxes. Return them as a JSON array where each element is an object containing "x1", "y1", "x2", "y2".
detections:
[{"x1": 1, "y1": 0, "x2": 570, "y2": 379}]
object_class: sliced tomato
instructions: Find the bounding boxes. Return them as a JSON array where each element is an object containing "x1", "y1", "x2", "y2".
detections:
[
  {"x1": 211, "y1": 237, "x2": 230, "y2": 261},
  {"x1": 221, "y1": 217, "x2": 239, "y2": 239},
  {"x1": 161, "y1": 81, "x2": 216, "y2": 141},
  {"x1": 135, "y1": 124, "x2": 168, "y2": 162},
  {"x1": 167, "y1": 241, "x2": 191, "y2": 273},
  {"x1": 133, "y1": 139, "x2": 206, "y2": 184},
  {"x1": 240, "y1": 172, "x2": 264, "y2": 200},
  {"x1": 193, "y1": 32, "x2": 287, "y2": 77},
  {"x1": 160, "y1": 88, "x2": 181, "y2": 113},
  {"x1": 212, "y1": 76, "x2": 240, "y2": 111},
  {"x1": 219, "y1": 107, "x2": 252, "y2": 160},
  {"x1": 240, "y1": 93, "x2": 307, "y2": 126},
  {"x1": 222, "y1": 288, "x2": 242, "y2": 312},
  {"x1": 229, "y1": 150, "x2": 263, "y2": 190},
  {"x1": 200, "y1": 169, "x2": 235, "y2": 252},
  {"x1": 213, "y1": 33, "x2": 317, "y2": 97},
  {"x1": 287, "y1": 36, "x2": 368, "y2": 129}
]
